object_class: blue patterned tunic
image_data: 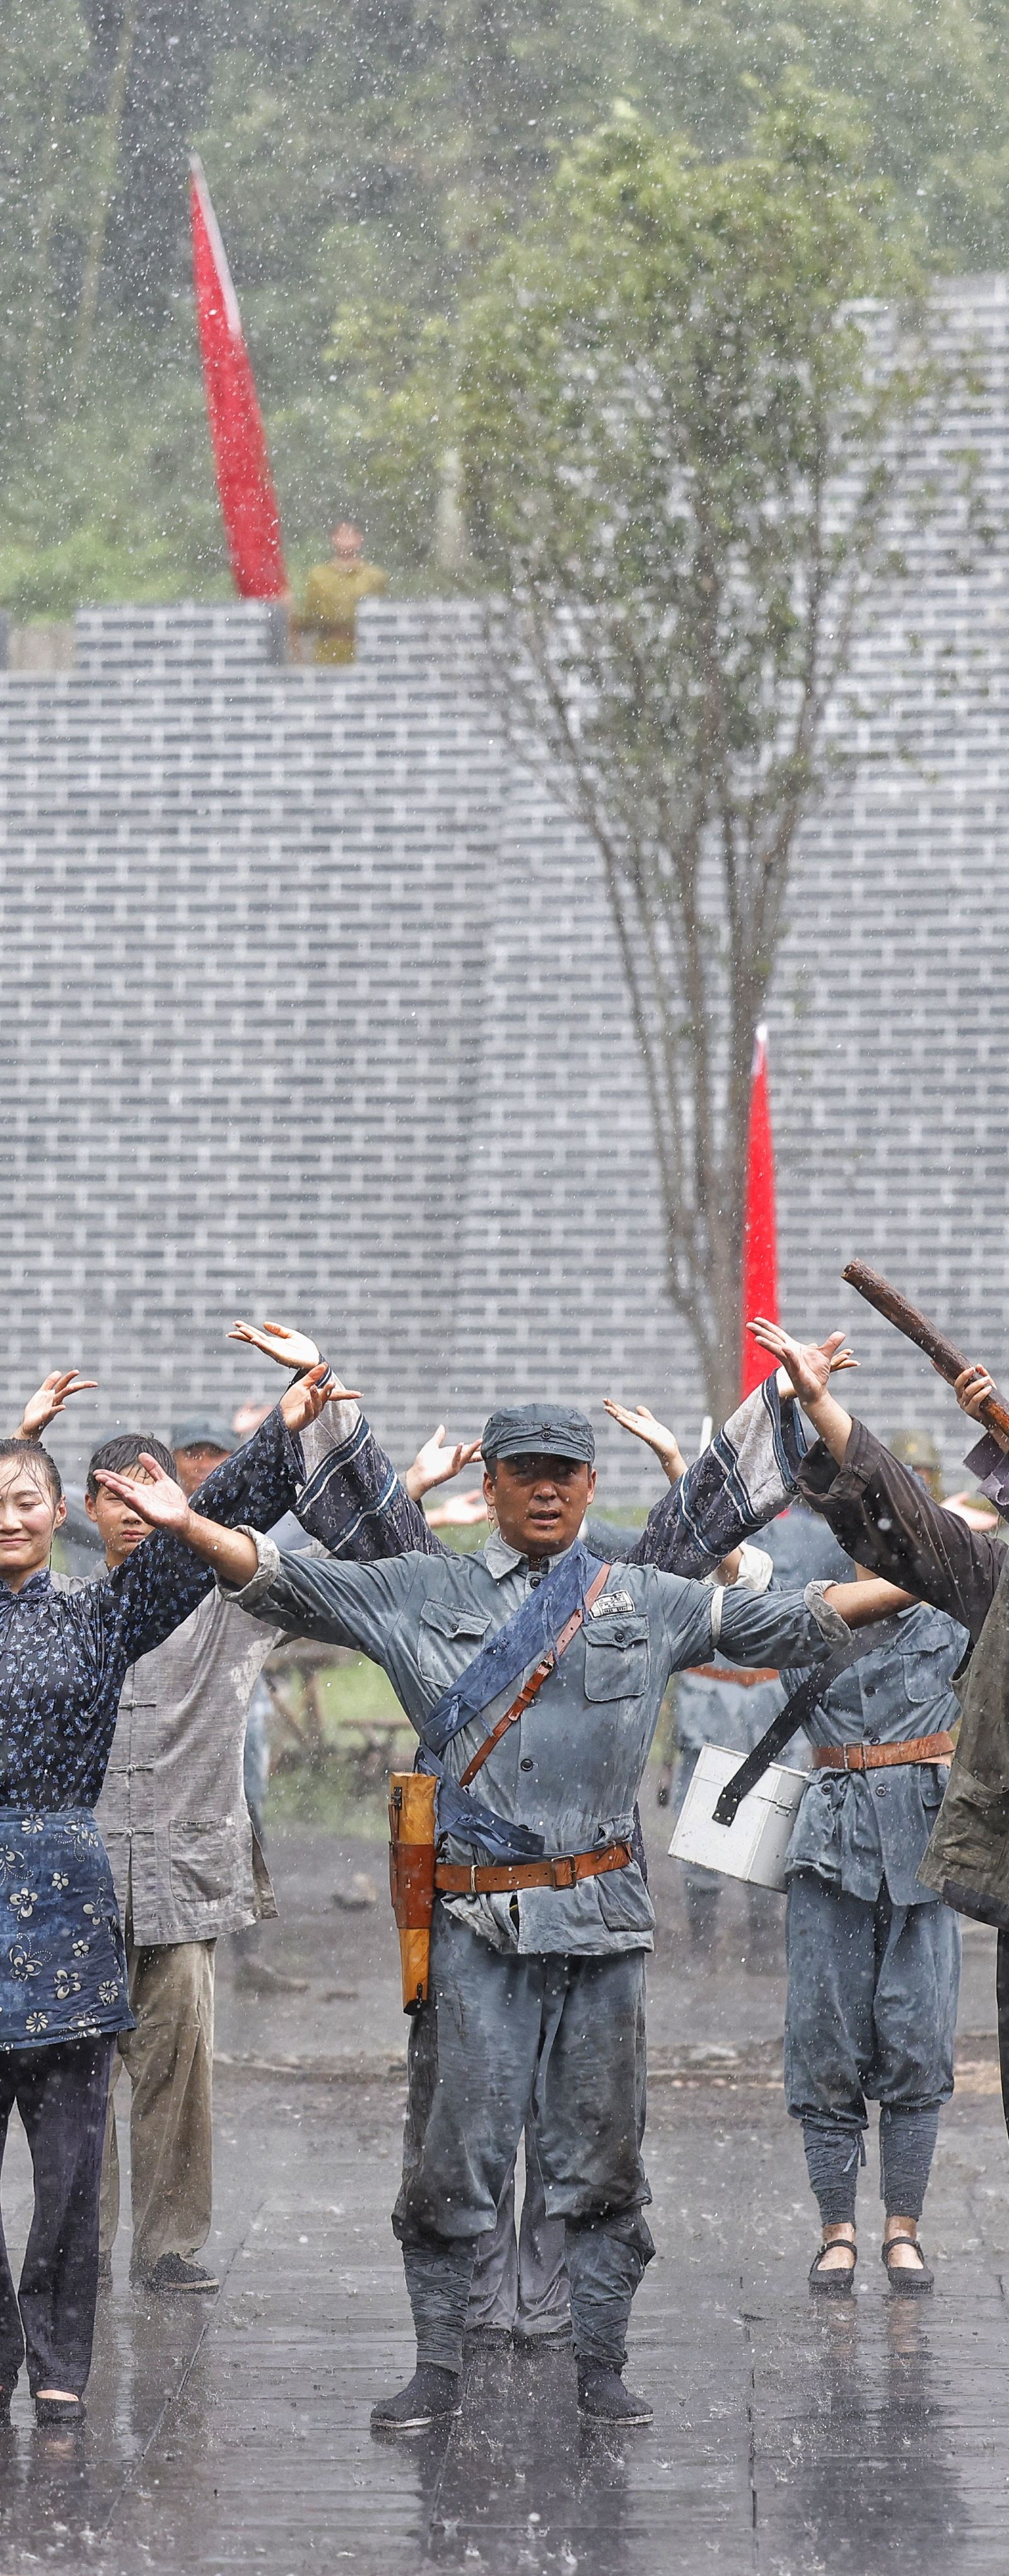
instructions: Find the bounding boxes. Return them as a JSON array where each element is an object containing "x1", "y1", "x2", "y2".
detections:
[{"x1": 0, "y1": 1408, "x2": 302, "y2": 2049}]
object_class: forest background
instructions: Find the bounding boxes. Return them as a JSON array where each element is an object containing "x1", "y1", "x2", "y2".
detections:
[{"x1": 5, "y1": 0, "x2": 1009, "y2": 618}]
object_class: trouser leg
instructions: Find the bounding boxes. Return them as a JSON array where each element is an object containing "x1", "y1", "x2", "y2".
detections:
[
  {"x1": 98, "y1": 2049, "x2": 124, "y2": 2255},
  {"x1": 514, "y1": 2125, "x2": 569, "y2": 2339},
  {"x1": 0, "y1": 2066, "x2": 23, "y2": 2391},
  {"x1": 393, "y1": 1910, "x2": 544, "y2": 2372},
  {"x1": 535, "y1": 1949, "x2": 653, "y2": 2370},
  {"x1": 117, "y1": 1936, "x2": 216, "y2": 2276},
  {"x1": 785, "y1": 1872, "x2": 874, "y2": 2226},
  {"x1": 467, "y1": 2124, "x2": 569, "y2": 2337},
  {"x1": 16, "y1": 2040, "x2": 115, "y2": 2396},
  {"x1": 466, "y1": 2167, "x2": 520, "y2": 2330}
]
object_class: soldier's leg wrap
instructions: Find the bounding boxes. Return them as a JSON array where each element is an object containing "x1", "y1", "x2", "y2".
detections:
[
  {"x1": 393, "y1": 1910, "x2": 546, "y2": 2372},
  {"x1": 534, "y1": 1948, "x2": 653, "y2": 2370},
  {"x1": 878, "y1": 2105, "x2": 941, "y2": 2219}
]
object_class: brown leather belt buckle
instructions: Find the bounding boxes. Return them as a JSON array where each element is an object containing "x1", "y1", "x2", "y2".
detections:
[
  {"x1": 845, "y1": 1746, "x2": 865, "y2": 1773},
  {"x1": 551, "y1": 1856, "x2": 576, "y2": 1890}
]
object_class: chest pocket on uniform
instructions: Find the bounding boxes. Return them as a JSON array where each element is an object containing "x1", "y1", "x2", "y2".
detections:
[
  {"x1": 902, "y1": 1641, "x2": 956, "y2": 1707},
  {"x1": 417, "y1": 1600, "x2": 492, "y2": 1685},
  {"x1": 583, "y1": 1615, "x2": 651, "y2": 1703}
]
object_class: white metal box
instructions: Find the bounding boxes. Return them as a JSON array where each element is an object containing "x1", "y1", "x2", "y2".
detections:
[{"x1": 668, "y1": 1743, "x2": 809, "y2": 1893}]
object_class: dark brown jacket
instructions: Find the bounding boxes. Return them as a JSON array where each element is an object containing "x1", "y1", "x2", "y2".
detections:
[{"x1": 797, "y1": 1418, "x2": 1009, "y2": 1925}]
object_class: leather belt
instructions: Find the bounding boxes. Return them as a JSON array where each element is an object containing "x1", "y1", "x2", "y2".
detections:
[
  {"x1": 690, "y1": 1666, "x2": 779, "y2": 1686},
  {"x1": 812, "y1": 1733, "x2": 955, "y2": 1773},
  {"x1": 435, "y1": 1839, "x2": 633, "y2": 1897}
]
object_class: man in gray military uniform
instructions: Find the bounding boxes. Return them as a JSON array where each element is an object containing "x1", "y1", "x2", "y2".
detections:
[{"x1": 98, "y1": 1397, "x2": 905, "y2": 2427}]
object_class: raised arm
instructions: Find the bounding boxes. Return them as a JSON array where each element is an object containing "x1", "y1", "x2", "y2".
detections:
[
  {"x1": 623, "y1": 1337, "x2": 853, "y2": 1576},
  {"x1": 231, "y1": 1317, "x2": 451, "y2": 1563},
  {"x1": 11, "y1": 1370, "x2": 97, "y2": 1440},
  {"x1": 750, "y1": 1318, "x2": 1003, "y2": 1638},
  {"x1": 90, "y1": 1462, "x2": 415, "y2": 1665},
  {"x1": 94, "y1": 1367, "x2": 342, "y2": 1662}
]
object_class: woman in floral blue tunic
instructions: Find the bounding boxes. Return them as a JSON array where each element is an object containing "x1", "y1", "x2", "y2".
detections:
[{"x1": 0, "y1": 1369, "x2": 332, "y2": 2424}]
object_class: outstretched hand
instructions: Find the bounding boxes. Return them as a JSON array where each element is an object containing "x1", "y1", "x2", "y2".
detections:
[
  {"x1": 277, "y1": 1363, "x2": 359, "y2": 1437},
  {"x1": 95, "y1": 1456, "x2": 189, "y2": 1535},
  {"x1": 749, "y1": 1321, "x2": 856, "y2": 1405},
  {"x1": 17, "y1": 1370, "x2": 97, "y2": 1439},
  {"x1": 229, "y1": 1319, "x2": 321, "y2": 1372},
  {"x1": 602, "y1": 1401, "x2": 687, "y2": 1486},
  {"x1": 405, "y1": 1426, "x2": 483, "y2": 1503}
]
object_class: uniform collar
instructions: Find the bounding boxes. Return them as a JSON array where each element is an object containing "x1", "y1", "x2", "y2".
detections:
[{"x1": 481, "y1": 1531, "x2": 577, "y2": 1583}]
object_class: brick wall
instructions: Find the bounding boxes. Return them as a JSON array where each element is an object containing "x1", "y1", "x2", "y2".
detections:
[{"x1": 2, "y1": 276, "x2": 1008, "y2": 1498}]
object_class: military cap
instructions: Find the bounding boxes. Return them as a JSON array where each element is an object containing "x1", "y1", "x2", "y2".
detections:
[
  {"x1": 888, "y1": 1428, "x2": 942, "y2": 1473},
  {"x1": 172, "y1": 1416, "x2": 236, "y2": 1457},
  {"x1": 481, "y1": 1403, "x2": 595, "y2": 1466}
]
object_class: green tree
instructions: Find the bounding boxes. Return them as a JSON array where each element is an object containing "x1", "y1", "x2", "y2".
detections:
[{"x1": 457, "y1": 89, "x2": 937, "y2": 1414}]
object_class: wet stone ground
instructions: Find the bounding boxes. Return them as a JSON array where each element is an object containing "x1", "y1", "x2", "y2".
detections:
[{"x1": 2, "y1": 1823, "x2": 1009, "y2": 2575}]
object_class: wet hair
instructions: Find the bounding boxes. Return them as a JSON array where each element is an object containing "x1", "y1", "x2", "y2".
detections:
[
  {"x1": 0, "y1": 1438, "x2": 63, "y2": 1505},
  {"x1": 86, "y1": 1432, "x2": 175, "y2": 1500}
]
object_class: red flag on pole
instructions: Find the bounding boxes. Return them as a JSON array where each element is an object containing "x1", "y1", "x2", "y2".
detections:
[
  {"x1": 189, "y1": 155, "x2": 288, "y2": 600},
  {"x1": 739, "y1": 1021, "x2": 779, "y2": 1398}
]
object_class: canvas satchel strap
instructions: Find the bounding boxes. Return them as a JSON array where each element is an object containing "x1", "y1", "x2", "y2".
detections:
[{"x1": 458, "y1": 1562, "x2": 612, "y2": 1791}]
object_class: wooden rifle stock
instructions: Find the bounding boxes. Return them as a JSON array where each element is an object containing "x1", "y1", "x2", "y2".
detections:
[{"x1": 842, "y1": 1261, "x2": 1009, "y2": 1444}]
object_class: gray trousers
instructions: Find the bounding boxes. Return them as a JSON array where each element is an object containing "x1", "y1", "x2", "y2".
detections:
[
  {"x1": 784, "y1": 1870, "x2": 960, "y2": 2124},
  {"x1": 100, "y1": 1932, "x2": 215, "y2": 2276},
  {"x1": 467, "y1": 2122, "x2": 569, "y2": 2338},
  {"x1": 394, "y1": 1907, "x2": 654, "y2": 2372}
]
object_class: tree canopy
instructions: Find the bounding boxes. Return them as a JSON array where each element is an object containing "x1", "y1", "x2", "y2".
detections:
[
  {"x1": 454, "y1": 90, "x2": 936, "y2": 1408},
  {"x1": 0, "y1": 0, "x2": 1005, "y2": 611}
]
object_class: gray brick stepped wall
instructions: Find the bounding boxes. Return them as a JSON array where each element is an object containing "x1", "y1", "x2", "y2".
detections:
[{"x1": 1, "y1": 274, "x2": 1008, "y2": 1497}]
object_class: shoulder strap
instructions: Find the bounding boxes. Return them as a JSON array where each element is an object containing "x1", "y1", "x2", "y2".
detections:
[
  {"x1": 712, "y1": 1628, "x2": 879, "y2": 1828},
  {"x1": 458, "y1": 1563, "x2": 612, "y2": 1790}
]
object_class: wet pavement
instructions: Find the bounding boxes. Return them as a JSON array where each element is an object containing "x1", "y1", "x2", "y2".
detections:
[{"x1": 2, "y1": 1820, "x2": 1009, "y2": 2573}]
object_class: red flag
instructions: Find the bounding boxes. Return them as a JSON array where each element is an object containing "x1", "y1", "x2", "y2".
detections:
[
  {"x1": 189, "y1": 155, "x2": 287, "y2": 600},
  {"x1": 740, "y1": 1022, "x2": 779, "y2": 1398}
]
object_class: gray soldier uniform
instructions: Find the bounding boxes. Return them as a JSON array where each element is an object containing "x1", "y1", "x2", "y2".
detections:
[
  {"x1": 225, "y1": 1416, "x2": 844, "y2": 2381},
  {"x1": 669, "y1": 1509, "x2": 852, "y2": 1950},
  {"x1": 780, "y1": 1599, "x2": 967, "y2": 2227}
]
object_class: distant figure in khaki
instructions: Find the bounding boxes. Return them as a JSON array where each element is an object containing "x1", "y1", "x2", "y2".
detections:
[{"x1": 295, "y1": 522, "x2": 386, "y2": 664}]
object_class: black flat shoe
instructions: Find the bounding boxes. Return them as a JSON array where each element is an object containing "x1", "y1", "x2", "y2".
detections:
[
  {"x1": 809, "y1": 2239, "x2": 857, "y2": 2298},
  {"x1": 370, "y1": 2365, "x2": 462, "y2": 2434},
  {"x1": 882, "y1": 2235, "x2": 934, "y2": 2297},
  {"x1": 34, "y1": 2395, "x2": 85, "y2": 2425}
]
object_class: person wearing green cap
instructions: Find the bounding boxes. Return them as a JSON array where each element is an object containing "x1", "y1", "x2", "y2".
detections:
[{"x1": 97, "y1": 1370, "x2": 911, "y2": 2432}]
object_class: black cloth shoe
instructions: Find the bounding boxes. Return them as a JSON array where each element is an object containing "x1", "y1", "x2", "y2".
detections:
[
  {"x1": 370, "y1": 2365, "x2": 462, "y2": 2433},
  {"x1": 34, "y1": 2395, "x2": 85, "y2": 2425},
  {"x1": 138, "y1": 2254, "x2": 220, "y2": 2294},
  {"x1": 577, "y1": 2364, "x2": 653, "y2": 2425},
  {"x1": 463, "y1": 2325, "x2": 513, "y2": 2351}
]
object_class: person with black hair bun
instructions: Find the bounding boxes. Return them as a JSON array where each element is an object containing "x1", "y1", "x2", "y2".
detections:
[{"x1": 0, "y1": 1356, "x2": 338, "y2": 2429}]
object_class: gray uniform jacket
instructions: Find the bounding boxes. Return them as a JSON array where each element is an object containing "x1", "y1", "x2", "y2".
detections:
[
  {"x1": 227, "y1": 1527, "x2": 845, "y2": 1958},
  {"x1": 55, "y1": 1399, "x2": 356, "y2": 1946},
  {"x1": 781, "y1": 1602, "x2": 968, "y2": 1909}
]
